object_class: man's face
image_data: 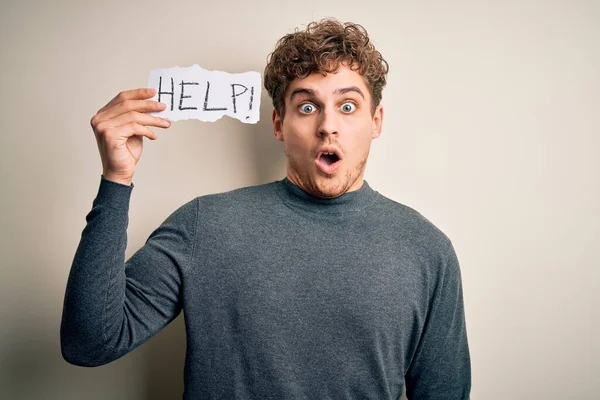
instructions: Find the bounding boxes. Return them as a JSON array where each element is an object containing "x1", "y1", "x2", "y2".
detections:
[{"x1": 272, "y1": 64, "x2": 383, "y2": 199}]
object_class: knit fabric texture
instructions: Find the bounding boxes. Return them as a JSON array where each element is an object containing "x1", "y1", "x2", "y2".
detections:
[{"x1": 61, "y1": 176, "x2": 471, "y2": 399}]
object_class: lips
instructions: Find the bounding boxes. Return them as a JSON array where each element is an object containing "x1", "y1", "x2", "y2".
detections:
[{"x1": 315, "y1": 146, "x2": 343, "y2": 175}]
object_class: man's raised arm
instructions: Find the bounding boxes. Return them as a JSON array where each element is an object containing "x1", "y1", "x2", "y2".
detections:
[{"x1": 60, "y1": 89, "x2": 196, "y2": 366}]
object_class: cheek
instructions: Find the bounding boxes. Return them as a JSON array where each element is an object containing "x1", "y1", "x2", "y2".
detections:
[
  {"x1": 282, "y1": 121, "x2": 315, "y2": 153},
  {"x1": 341, "y1": 120, "x2": 374, "y2": 157},
  {"x1": 284, "y1": 133, "x2": 308, "y2": 154}
]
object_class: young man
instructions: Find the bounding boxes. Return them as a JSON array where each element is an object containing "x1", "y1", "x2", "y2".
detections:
[{"x1": 61, "y1": 19, "x2": 471, "y2": 399}]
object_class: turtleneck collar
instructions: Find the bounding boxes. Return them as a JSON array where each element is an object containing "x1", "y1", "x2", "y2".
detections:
[{"x1": 275, "y1": 177, "x2": 378, "y2": 216}]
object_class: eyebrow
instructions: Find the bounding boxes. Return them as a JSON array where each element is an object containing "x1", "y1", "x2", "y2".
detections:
[
  {"x1": 334, "y1": 86, "x2": 365, "y2": 99},
  {"x1": 288, "y1": 86, "x2": 365, "y2": 102},
  {"x1": 289, "y1": 88, "x2": 316, "y2": 102}
]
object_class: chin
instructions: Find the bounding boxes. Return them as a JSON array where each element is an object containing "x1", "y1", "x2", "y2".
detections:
[
  {"x1": 311, "y1": 176, "x2": 350, "y2": 199},
  {"x1": 289, "y1": 162, "x2": 363, "y2": 199}
]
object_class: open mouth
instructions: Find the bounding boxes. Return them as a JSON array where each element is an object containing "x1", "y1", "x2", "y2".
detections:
[
  {"x1": 320, "y1": 152, "x2": 340, "y2": 165},
  {"x1": 315, "y1": 149, "x2": 342, "y2": 174}
]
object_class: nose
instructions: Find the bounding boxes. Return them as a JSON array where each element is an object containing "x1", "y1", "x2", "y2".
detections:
[{"x1": 317, "y1": 108, "x2": 339, "y2": 138}]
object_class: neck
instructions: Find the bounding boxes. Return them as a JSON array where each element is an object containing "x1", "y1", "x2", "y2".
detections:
[
  {"x1": 286, "y1": 173, "x2": 365, "y2": 200},
  {"x1": 276, "y1": 176, "x2": 376, "y2": 217}
]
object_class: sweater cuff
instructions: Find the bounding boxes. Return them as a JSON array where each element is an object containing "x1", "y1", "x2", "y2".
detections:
[{"x1": 94, "y1": 175, "x2": 134, "y2": 211}]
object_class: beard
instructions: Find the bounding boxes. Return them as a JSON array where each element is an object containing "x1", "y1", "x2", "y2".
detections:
[{"x1": 285, "y1": 147, "x2": 369, "y2": 199}]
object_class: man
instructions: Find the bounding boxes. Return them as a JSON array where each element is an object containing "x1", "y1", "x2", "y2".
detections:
[{"x1": 61, "y1": 19, "x2": 471, "y2": 399}]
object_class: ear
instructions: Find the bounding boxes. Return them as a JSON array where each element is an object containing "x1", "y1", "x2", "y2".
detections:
[
  {"x1": 371, "y1": 104, "x2": 383, "y2": 139},
  {"x1": 272, "y1": 109, "x2": 284, "y2": 142}
]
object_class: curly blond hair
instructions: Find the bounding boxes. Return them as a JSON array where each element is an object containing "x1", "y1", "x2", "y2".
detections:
[{"x1": 264, "y1": 19, "x2": 389, "y2": 118}]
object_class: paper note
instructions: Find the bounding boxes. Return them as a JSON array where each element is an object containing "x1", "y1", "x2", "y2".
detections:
[{"x1": 148, "y1": 65, "x2": 261, "y2": 124}]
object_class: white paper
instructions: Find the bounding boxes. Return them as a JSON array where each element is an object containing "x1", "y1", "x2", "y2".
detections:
[{"x1": 147, "y1": 65, "x2": 261, "y2": 124}]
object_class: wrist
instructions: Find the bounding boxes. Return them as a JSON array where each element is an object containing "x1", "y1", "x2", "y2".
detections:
[{"x1": 102, "y1": 173, "x2": 133, "y2": 186}]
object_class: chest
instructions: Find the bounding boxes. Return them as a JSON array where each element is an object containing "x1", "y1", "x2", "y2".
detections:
[{"x1": 186, "y1": 216, "x2": 431, "y2": 340}]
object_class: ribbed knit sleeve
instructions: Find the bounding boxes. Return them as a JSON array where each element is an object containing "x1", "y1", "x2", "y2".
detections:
[{"x1": 60, "y1": 176, "x2": 198, "y2": 366}]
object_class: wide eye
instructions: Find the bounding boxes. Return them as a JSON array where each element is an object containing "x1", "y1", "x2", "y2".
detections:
[
  {"x1": 299, "y1": 103, "x2": 317, "y2": 114},
  {"x1": 340, "y1": 102, "x2": 356, "y2": 113}
]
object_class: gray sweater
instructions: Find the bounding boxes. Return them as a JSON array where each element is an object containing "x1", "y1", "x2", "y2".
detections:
[{"x1": 61, "y1": 176, "x2": 471, "y2": 399}]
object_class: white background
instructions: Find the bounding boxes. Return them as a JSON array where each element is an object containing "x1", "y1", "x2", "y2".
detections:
[{"x1": 0, "y1": 0, "x2": 598, "y2": 399}]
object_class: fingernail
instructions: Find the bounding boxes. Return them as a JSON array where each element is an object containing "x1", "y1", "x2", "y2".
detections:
[
  {"x1": 148, "y1": 88, "x2": 156, "y2": 95},
  {"x1": 157, "y1": 102, "x2": 166, "y2": 109}
]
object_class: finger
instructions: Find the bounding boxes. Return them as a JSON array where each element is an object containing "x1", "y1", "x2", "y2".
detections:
[
  {"x1": 97, "y1": 110, "x2": 171, "y2": 131},
  {"x1": 105, "y1": 122, "x2": 158, "y2": 141},
  {"x1": 98, "y1": 88, "x2": 157, "y2": 114},
  {"x1": 92, "y1": 100, "x2": 167, "y2": 127}
]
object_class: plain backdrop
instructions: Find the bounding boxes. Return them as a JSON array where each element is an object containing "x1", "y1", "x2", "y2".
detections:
[{"x1": 0, "y1": 0, "x2": 598, "y2": 399}]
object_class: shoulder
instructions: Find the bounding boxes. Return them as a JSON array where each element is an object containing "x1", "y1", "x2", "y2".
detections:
[
  {"x1": 181, "y1": 181, "x2": 282, "y2": 227},
  {"x1": 196, "y1": 181, "x2": 279, "y2": 207},
  {"x1": 371, "y1": 191, "x2": 454, "y2": 257}
]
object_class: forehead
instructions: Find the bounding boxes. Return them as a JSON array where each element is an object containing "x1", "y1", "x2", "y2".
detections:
[{"x1": 285, "y1": 65, "x2": 370, "y2": 101}]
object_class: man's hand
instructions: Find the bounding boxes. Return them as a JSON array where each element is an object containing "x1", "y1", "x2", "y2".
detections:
[{"x1": 91, "y1": 88, "x2": 171, "y2": 186}]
